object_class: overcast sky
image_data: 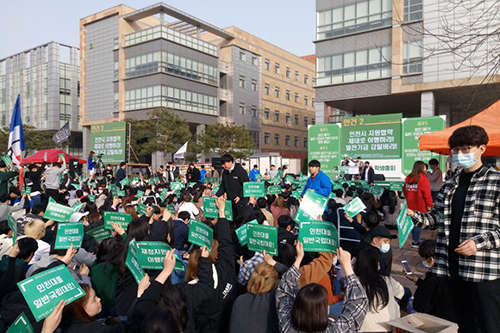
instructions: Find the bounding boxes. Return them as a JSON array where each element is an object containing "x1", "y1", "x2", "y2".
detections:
[{"x1": 0, "y1": 0, "x2": 317, "y2": 60}]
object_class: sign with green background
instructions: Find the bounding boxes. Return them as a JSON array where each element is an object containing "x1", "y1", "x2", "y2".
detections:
[
  {"x1": 235, "y1": 219, "x2": 258, "y2": 246},
  {"x1": 267, "y1": 185, "x2": 282, "y2": 195},
  {"x1": 6, "y1": 312, "x2": 33, "y2": 333},
  {"x1": 135, "y1": 241, "x2": 185, "y2": 271},
  {"x1": 18, "y1": 265, "x2": 85, "y2": 322},
  {"x1": 89, "y1": 121, "x2": 127, "y2": 164},
  {"x1": 188, "y1": 219, "x2": 213, "y2": 251},
  {"x1": 43, "y1": 202, "x2": 74, "y2": 222},
  {"x1": 86, "y1": 226, "x2": 112, "y2": 242},
  {"x1": 343, "y1": 197, "x2": 367, "y2": 218},
  {"x1": 103, "y1": 212, "x2": 132, "y2": 230},
  {"x1": 55, "y1": 222, "x2": 84, "y2": 249},
  {"x1": 295, "y1": 190, "x2": 329, "y2": 222},
  {"x1": 7, "y1": 214, "x2": 17, "y2": 245},
  {"x1": 247, "y1": 224, "x2": 278, "y2": 256},
  {"x1": 299, "y1": 221, "x2": 339, "y2": 253},
  {"x1": 243, "y1": 182, "x2": 266, "y2": 197},
  {"x1": 308, "y1": 123, "x2": 341, "y2": 180},
  {"x1": 397, "y1": 202, "x2": 415, "y2": 248},
  {"x1": 125, "y1": 239, "x2": 145, "y2": 284},
  {"x1": 202, "y1": 197, "x2": 233, "y2": 221},
  {"x1": 402, "y1": 116, "x2": 446, "y2": 175}
]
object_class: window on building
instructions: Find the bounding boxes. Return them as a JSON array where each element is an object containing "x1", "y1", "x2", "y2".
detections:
[
  {"x1": 275, "y1": 110, "x2": 280, "y2": 121},
  {"x1": 264, "y1": 108, "x2": 270, "y2": 119},
  {"x1": 264, "y1": 84, "x2": 270, "y2": 95},
  {"x1": 240, "y1": 51, "x2": 246, "y2": 61},
  {"x1": 403, "y1": 40, "x2": 423, "y2": 74},
  {"x1": 264, "y1": 59, "x2": 270, "y2": 70},
  {"x1": 329, "y1": 107, "x2": 347, "y2": 123},
  {"x1": 275, "y1": 63, "x2": 280, "y2": 74},
  {"x1": 317, "y1": 0, "x2": 393, "y2": 40},
  {"x1": 251, "y1": 105, "x2": 257, "y2": 117},
  {"x1": 286, "y1": 67, "x2": 291, "y2": 78},
  {"x1": 312, "y1": 118, "x2": 316, "y2": 125},
  {"x1": 295, "y1": 70, "x2": 300, "y2": 81},
  {"x1": 304, "y1": 96, "x2": 308, "y2": 106},
  {"x1": 294, "y1": 114, "x2": 299, "y2": 125},
  {"x1": 312, "y1": 98, "x2": 315, "y2": 107},
  {"x1": 239, "y1": 103, "x2": 245, "y2": 115},
  {"x1": 252, "y1": 55, "x2": 258, "y2": 66},
  {"x1": 304, "y1": 75, "x2": 309, "y2": 85},
  {"x1": 304, "y1": 138, "x2": 308, "y2": 148},
  {"x1": 294, "y1": 136, "x2": 299, "y2": 147},
  {"x1": 404, "y1": 0, "x2": 423, "y2": 22},
  {"x1": 251, "y1": 79, "x2": 257, "y2": 91},
  {"x1": 286, "y1": 113, "x2": 291, "y2": 124},
  {"x1": 275, "y1": 134, "x2": 280, "y2": 145},
  {"x1": 286, "y1": 90, "x2": 291, "y2": 101},
  {"x1": 264, "y1": 132, "x2": 270, "y2": 144},
  {"x1": 304, "y1": 116, "x2": 308, "y2": 127},
  {"x1": 274, "y1": 86, "x2": 280, "y2": 98},
  {"x1": 294, "y1": 93, "x2": 299, "y2": 103},
  {"x1": 239, "y1": 75, "x2": 245, "y2": 88},
  {"x1": 316, "y1": 45, "x2": 392, "y2": 85},
  {"x1": 285, "y1": 135, "x2": 291, "y2": 146}
]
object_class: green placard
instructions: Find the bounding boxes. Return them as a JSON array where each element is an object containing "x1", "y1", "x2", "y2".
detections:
[
  {"x1": 170, "y1": 182, "x2": 183, "y2": 190},
  {"x1": 7, "y1": 214, "x2": 17, "y2": 245},
  {"x1": 89, "y1": 121, "x2": 127, "y2": 164},
  {"x1": 295, "y1": 190, "x2": 329, "y2": 222},
  {"x1": 167, "y1": 204, "x2": 176, "y2": 215},
  {"x1": 308, "y1": 123, "x2": 341, "y2": 180},
  {"x1": 117, "y1": 190, "x2": 126, "y2": 197},
  {"x1": 125, "y1": 239, "x2": 145, "y2": 284},
  {"x1": 402, "y1": 116, "x2": 446, "y2": 176},
  {"x1": 268, "y1": 185, "x2": 282, "y2": 195},
  {"x1": 159, "y1": 189, "x2": 168, "y2": 201},
  {"x1": 235, "y1": 219, "x2": 258, "y2": 246},
  {"x1": 299, "y1": 221, "x2": 339, "y2": 253},
  {"x1": 43, "y1": 202, "x2": 74, "y2": 222},
  {"x1": 58, "y1": 153, "x2": 65, "y2": 160},
  {"x1": 1, "y1": 154, "x2": 12, "y2": 166},
  {"x1": 247, "y1": 224, "x2": 278, "y2": 256},
  {"x1": 243, "y1": 182, "x2": 266, "y2": 198},
  {"x1": 137, "y1": 203, "x2": 148, "y2": 215},
  {"x1": 17, "y1": 265, "x2": 85, "y2": 322},
  {"x1": 54, "y1": 222, "x2": 84, "y2": 249},
  {"x1": 6, "y1": 312, "x2": 34, "y2": 333},
  {"x1": 291, "y1": 190, "x2": 301, "y2": 199},
  {"x1": 188, "y1": 219, "x2": 213, "y2": 252},
  {"x1": 71, "y1": 202, "x2": 84, "y2": 213},
  {"x1": 370, "y1": 185, "x2": 384, "y2": 196},
  {"x1": 397, "y1": 202, "x2": 414, "y2": 248},
  {"x1": 255, "y1": 174, "x2": 262, "y2": 181},
  {"x1": 136, "y1": 190, "x2": 145, "y2": 199},
  {"x1": 148, "y1": 178, "x2": 155, "y2": 186},
  {"x1": 188, "y1": 182, "x2": 196, "y2": 188},
  {"x1": 88, "y1": 195, "x2": 96, "y2": 202},
  {"x1": 284, "y1": 174, "x2": 295, "y2": 184},
  {"x1": 212, "y1": 184, "x2": 219, "y2": 194},
  {"x1": 103, "y1": 211, "x2": 132, "y2": 230},
  {"x1": 135, "y1": 241, "x2": 185, "y2": 272},
  {"x1": 390, "y1": 182, "x2": 405, "y2": 191},
  {"x1": 86, "y1": 226, "x2": 112, "y2": 242},
  {"x1": 341, "y1": 114, "x2": 402, "y2": 160},
  {"x1": 119, "y1": 178, "x2": 129, "y2": 187},
  {"x1": 202, "y1": 197, "x2": 233, "y2": 221},
  {"x1": 343, "y1": 197, "x2": 367, "y2": 218}
]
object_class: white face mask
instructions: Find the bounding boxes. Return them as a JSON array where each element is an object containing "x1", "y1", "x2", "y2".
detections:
[{"x1": 379, "y1": 243, "x2": 391, "y2": 253}]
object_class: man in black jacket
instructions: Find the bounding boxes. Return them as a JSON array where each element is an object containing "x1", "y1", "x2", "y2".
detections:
[
  {"x1": 361, "y1": 161, "x2": 375, "y2": 185},
  {"x1": 25, "y1": 161, "x2": 46, "y2": 206},
  {"x1": 187, "y1": 163, "x2": 201, "y2": 183},
  {"x1": 216, "y1": 154, "x2": 250, "y2": 218}
]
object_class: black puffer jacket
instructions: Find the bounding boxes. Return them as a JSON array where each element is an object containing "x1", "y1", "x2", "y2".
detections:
[{"x1": 216, "y1": 164, "x2": 250, "y2": 207}]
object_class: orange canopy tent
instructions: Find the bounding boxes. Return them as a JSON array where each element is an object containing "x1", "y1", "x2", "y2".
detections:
[{"x1": 419, "y1": 100, "x2": 500, "y2": 156}]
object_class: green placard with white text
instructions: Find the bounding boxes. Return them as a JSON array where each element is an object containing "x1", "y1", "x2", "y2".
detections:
[
  {"x1": 243, "y1": 182, "x2": 266, "y2": 197},
  {"x1": 54, "y1": 222, "x2": 84, "y2": 249},
  {"x1": 135, "y1": 241, "x2": 185, "y2": 272},
  {"x1": 43, "y1": 202, "x2": 73, "y2": 222},
  {"x1": 308, "y1": 123, "x2": 341, "y2": 180},
  {"x1": 7, "y1": 214, "x2": 17, "y2": 245},
  {"x1": 343, "y1": 197, "x2": 367, "y2": 218},
  {"x1": 299, "y1": 221, "x2": 339, "y2": 253},
  {"x1": 125, "y1": 239, "x2": 145, "y2": 284},
  {"x1": 103, "y1": 211, "x2": 132, "y2": 230},
  {"x1": 295, "y1": 190, "x2": 329, "y2": 222},
  {"x1": 6, "y1": 312, "x2": 34, "y2": 333},
  {"x1": 235, "y1": 219, "x2": 258, "y2": 246},
  {"x1": 247, "y1": 224, "x2": 278, "y2": 256},
  {"x1": 86, "y1": 226, "x2": 113, "y2": 242},
  {"x1": 17, "y1": 265, "x2": 85, "y2": 322},
  {"x1": 397, "y1": 202, "x2": 414, "y2": 248},
  {"x1": 188, "y1": 219, "x2": 213, "y2": 252},
  {"x1": 89, "y1": 122, "x2": 127, "y2": 164},
  {"x1": 202, "y1": 197, "x2": 233, "y2": 221}
]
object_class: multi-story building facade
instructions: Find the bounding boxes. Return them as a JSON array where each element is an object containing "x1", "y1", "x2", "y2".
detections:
[
  {"x1": 80, "y1": 3, "x2": 315, "y2": 164},
  {"x1": 314, "y1": 0, "x2": 500, "y2": 126},
  {"x1": 0, "y1": 42, "x2": 82, "y2": 155}
]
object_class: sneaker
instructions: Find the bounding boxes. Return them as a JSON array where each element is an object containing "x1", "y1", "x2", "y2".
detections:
[{"x1": 411, "y1": 241, "x2": 420, "y2": 248}]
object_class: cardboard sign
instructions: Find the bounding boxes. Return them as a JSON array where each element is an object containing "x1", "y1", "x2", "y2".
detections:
[
  {"x1": 18, "y1": 265, "x2": 85, "y2": 322},
  {"x1": 397, "y1": 202, "x2": 414, "y2": 248},
  {"x1": 88, "y1": 195, "x2": 96, "y2": 202},
  {"x1": 235, "y1": 219, "x2": 258, "y2": 246},
  {"x1": 7, "y1": 214, "x2": 17, "y2": 245},
  {"x1": 247, "y1": 224, "x2": 278, "y2": 256},
  {"x1": 188, "y1": 219, "x2": 213, "y2": 252},
  {"x1": 136, "y1": 190, "x2": 145, "y2": 199},
  {"x1": 295, "y1": 190, "x2": 329, "y2": 222},
  {"x1": 125, "y1": 239, "x2": 145, "y2": 284},
  {"x1": 166, "y1": 204, "x2": 176, "y2": 215},
  {"x1": 387, "y1": 313, "x2": 458, "y2": 333},
  {"x1": 159, "y1": 189, "x2": 168, "y2": 201},
  {"x1": 43, "y1": 202, "x2": 74, "y2": 222},
  {"x1": 86, "y1": 226, "x2": 112, "y2": 242},
  {"x1": 170, "y1": 182, "x2": 183, "y2": 190},
  {"x1": 135, "y1": 241, "x2": 185, "y2": 272},
  {"x1": 243, "y1": 182, "x2": 266, "y2": 198},
  {"x1": 343, "y1": 197, "x2": 367, "y2": 218},
  {"x1": 58, "y1": 153, "x2": 65, "y2": 160},
  {"x1": 54, "y1": 222, "x2": 84, "y2": 249},
  {"x1": 202, "y1": 197, "x2": 233, "y2": 221},
  {"x1": 148, "y1": 178, "x2": 155, "y2": 186},
  {"x1": 212, "y1": 184, "x2": 219, "y2": 194},
  {"x1": 284, "y1": 174, "x2": 295, "y2": 184},
  {"x1": 103, "y1": 211, "x2": 132, "y2": 230},
  {"x1": 267, "y1": 185, "x2": 282, "y2": 195},
  {"x1": 6, "y1": 312, "x2": 34, "y2": 333},
  {"x1": 299, "y1": 221, "x2": 339, "y2": 253},
  {"x1": 1, "y1": 155, "x2": 12, "y2": 166},
  {"x1": 119, "y1": 178, "x2": 129, "y2": 187},
  {"x1": 117, "y1": 190, "x2": 126, "y2": 197},
  {"x1": 136, "y1": 203, "x2": 148, "y2": 216},
  {"x1": 71, "y1": 203, "x2": 84, "y2": 213},
  {"x1": 188, "y1": 182, "x2": 196, "y2": 188}
]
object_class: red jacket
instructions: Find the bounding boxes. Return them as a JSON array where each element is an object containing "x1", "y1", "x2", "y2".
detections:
[{"x1": 403, "y1": 173, "x2": 433, "y2": 213}]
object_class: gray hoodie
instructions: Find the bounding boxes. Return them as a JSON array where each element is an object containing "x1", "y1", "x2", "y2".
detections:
[
  {"x1": 0, "y1": 198, "x2": 25, "y2": 222},
  {"x1": 26, "y1": 255, "x2": 91, "y2": 286},
  {"x1": 44, "y1": 161, "x2": 66, "y2": 190}
]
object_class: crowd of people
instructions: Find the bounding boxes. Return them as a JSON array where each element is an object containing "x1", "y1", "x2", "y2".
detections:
[{"x1": 0, "y1": 125, "x2": 498, "y2": 333}]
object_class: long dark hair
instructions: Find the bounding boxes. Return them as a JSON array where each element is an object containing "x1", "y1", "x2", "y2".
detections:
[
  {"x1": 63, "y1": 284, "x2": 95, "y2": 323},
  {"x1": 408, "y1": 161, "x2": 427, "y2": 185},
  {"x1": 354, "y1": 247, "x2": 389, "y2": 312},
  {"x1": 291, "y1": 283, "x2": 329, "y2": 332},
  {"x1": 387, "y1": 191, "x2": 398, "y2": 214},
  {"x1": 96, "y1": 237, "x2": 125, "y2": 273}
]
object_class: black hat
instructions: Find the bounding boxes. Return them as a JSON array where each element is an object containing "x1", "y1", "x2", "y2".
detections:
[{"x1": 368, "y1": 226, "x2": 397, "y2": 239}]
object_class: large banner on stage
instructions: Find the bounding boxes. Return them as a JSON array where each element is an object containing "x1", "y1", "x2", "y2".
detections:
[
  {"x1": 308, "y1": 124, "x2": 340, "y2": 180},
  {"x1": 340, "y1": 114, "x2": 402, "y2": 160},
  {"x1": 89, "y1": 122, "x2": 127, "y2": 164}
]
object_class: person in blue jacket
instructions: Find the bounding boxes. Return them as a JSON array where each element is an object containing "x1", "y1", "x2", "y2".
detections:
[
  {"x1": 301, "y1": 159, "x2": 332, "y2": 198},
  {"x1": 248, "y1": 164, "x2": 260, "y2": 181}
]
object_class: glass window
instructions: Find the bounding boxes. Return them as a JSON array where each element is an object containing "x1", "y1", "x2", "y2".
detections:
[
  {"x1": 304, "y1": 117, "x2": 308, "y2": 127},
  {"x1": 251, "y1": 106, "x2": 257, "y2": 117},
  {"x1": 264, "y1": 84, "x2": 270, "y2": 95},
  {"x1": 264, "y1": 108, "x2": 270, "y2": 119},
  {"x1": 274, "y1": 134, "x2": 280, "y2": 145},
  {"x1": 286, "y1": 67, "x2": 291, "y2": 78},
  {"x1": 304, "y1": 138, "x2": 308, "y2": 148},
  {"x1": 275, "y1": 63, "x2": 280, "y2": 74},
  {"x1": 304, "y1": 96, "x2": 308, "y2": 106},
  {"x1": 264, "y1": 59, "x2": 270, "y2": 70},
  {"x1": 295, "y1": 71, "x2": 300, "y2": 81},
  {"x1": 240, "y1": 51, "x2": 246, "y2": 61},
  {"x1": 304, "y1": 75, "x2": 309, "y2": 85},
  {"x1": 286, "y1": 113, "x2": 291, "y2": 124},
  {"x1": 294, "y1": 93, "x2": 299, "y2": 103},
  {"x1": 239, "y1": 76, "x2": 245, "y2": 88},
  {"x1": 252, "y1": 56, "x2": 258, "y2": 66},
  {"x1": 403, "y1": 40, "x2": 423, "y2": 74},
  {"x1": 264, "y1": 133, "x2": 270, "y2": 144},
  {"x1": 294, "y1": 114, "x2": 299, "y2": 125},
  {"x1": 286, "y1": 90, "x2": 291, "y2": 101},
  {"x1": 294, "y1": 136, "x2": 299, "y2": 147},
  {"x1": 404, "y1": 0, "x2": 423, "y2": 22},
  {"x1": 275, "y1": 86, "x2": 280, "y2": 98},
  {"x1": 275, "y1": 110, "x2": 280, "y2": 121},
  {"x1": 285, "y1": 135, "x2": 291, "y2": 146},
  {"x1": 239, "y1": 103, "x2": 245, "y2": 115},
  {"x1": 251, "y1": 80, "x2": 257, "y2": 91}
]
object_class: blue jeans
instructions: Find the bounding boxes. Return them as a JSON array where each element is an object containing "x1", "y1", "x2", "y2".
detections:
[
  {"x1": 411, "y1": 226, "x2": 422, "y2": 243},
  {"x1": 30, "y1": 194, "x2": 41, "y2": 207}
]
